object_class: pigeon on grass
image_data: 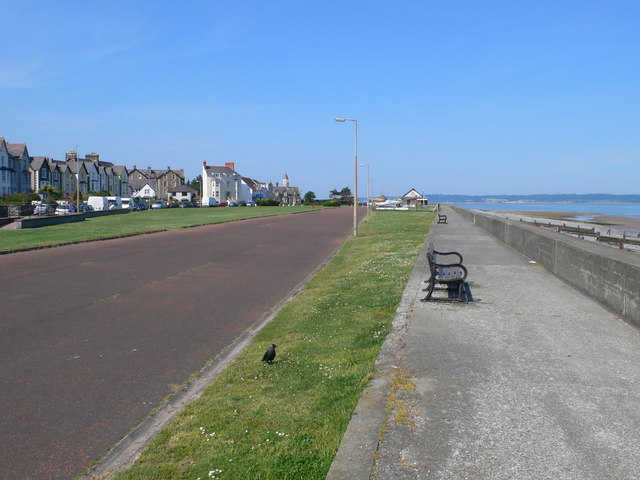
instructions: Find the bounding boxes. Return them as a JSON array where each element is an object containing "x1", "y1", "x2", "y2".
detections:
[{"x1": 262, "y1": 344, "x2": 277, "y2": 363}]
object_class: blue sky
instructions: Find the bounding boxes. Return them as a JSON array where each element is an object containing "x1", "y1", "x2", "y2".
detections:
[{"x1": 1, "y1": 1, "x2": 639, "y2": 197}]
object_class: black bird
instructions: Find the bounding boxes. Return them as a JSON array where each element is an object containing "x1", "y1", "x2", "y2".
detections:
[{"x1": 262, "y1": 344, "x2": 277, "y2": 363}]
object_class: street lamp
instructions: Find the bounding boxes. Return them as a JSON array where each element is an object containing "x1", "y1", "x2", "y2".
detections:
[
  {"x1": 334, "y1": 117, "x2": 358, "y2": 236},
  {"x1": 359, "y1": 163, "x2": 370, "y2": 215}
]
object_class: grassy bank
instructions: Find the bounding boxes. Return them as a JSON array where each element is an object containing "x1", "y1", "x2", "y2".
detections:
[
  {"x1": 112, "y1": 210, "x2": 433, "y2": 480},
  {"x1": 0, "y1": 206, "x2": 316, "y2": 252}
]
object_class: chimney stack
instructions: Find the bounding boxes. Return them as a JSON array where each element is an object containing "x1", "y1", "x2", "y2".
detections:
[
  {"x1": 203, "y1": 160, "x2": 207, "y2": 168},
  {"x1": 225, "y1": 162, "x2": 235, "y2": 171}
]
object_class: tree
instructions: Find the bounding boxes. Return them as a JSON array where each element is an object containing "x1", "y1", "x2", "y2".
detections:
[
  {"x1": 188, "y1": 175, "x2": 202, "y2": 193},
  {"x1": 39, "y1": 185, "x2": 63, "y2": 203},
  {"x1": 329, "y1": 189, "x2": 340, "y2": 199},
  {"x1": 303, "y1": 191, "x2": 316, "y2": 204},
  {"x1": 339, "y1": 187, "x2": 352, "y2": 198}
]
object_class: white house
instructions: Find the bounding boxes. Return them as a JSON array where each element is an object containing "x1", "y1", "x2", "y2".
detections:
[
  {"x1": 202, "y1": 161, "x2": 253, "y2": 204},
  {"x1": 130, "y1": 179, "x2": 158, "y2": 201},
  {"x1": 242, "y1": 177, "x2": 272, "y2": 201}
]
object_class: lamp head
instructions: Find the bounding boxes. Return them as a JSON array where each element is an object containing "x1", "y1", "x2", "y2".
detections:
[{"x1": 334, "y1": 117, "x2": 346, "y2": 122}]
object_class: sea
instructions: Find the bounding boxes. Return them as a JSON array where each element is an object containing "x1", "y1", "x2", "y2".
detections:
[{"x1": 449, "y1": 203, "x2": 640, "y2": 221}]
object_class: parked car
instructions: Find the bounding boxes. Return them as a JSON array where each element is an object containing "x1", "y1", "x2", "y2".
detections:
[
  {"x1": 151, "y1": 200, "x2": 167, "y2": 209},
  {"x1": 217, "y1": 202, "x2": 228, "y2": 207},
  {"x1": 228, "y1": 202, "x2": 238, "y2": 207},
  {"x1": 179, "y1": 201, "x2": 194, "y2": 208},
  {"x1": 78, "y1": 203, "x2": 94, "y2": 212},
  {"x1": 34, "y1": 204, "x2": 56, "y2": 215},
  {"x1": 56, "y1": 204, "x2": 77, "y2": 215},
  {"x1": 131, "y1": 202, "x2": 147, "y2": 211},
  {"x1": 246, "y1": 201, "x2": 257, "y2": 207}
]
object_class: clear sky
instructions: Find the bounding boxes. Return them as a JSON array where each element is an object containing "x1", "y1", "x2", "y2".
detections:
[{"x1": 1, "y1": 1, "x2": 639, "y2": 198}]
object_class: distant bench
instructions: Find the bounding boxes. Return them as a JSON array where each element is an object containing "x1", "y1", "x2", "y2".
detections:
[
  {"x1": 438, "y1": 214, "x2": 447, "y2": 224},
  {"x1": 421, "y1": 243, "x2": 468, "y2": 302}
]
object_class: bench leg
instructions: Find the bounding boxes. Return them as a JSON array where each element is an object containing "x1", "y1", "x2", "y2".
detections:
[
  {"x1": 420, "y1": 274, "x2": 437, "y2": 302},
  {"x1": 457, "y1": 282, "x2": 467, "y2": 302}
]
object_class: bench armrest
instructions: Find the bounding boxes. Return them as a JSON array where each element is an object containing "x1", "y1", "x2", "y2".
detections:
[{"x1": 433, "y1": 249, "x2": 463, "y2": 264}]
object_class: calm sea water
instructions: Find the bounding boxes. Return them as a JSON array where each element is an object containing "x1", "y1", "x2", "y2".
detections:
[{"x1": 449, "y1": 203, "x2": 640, "y2": 220}]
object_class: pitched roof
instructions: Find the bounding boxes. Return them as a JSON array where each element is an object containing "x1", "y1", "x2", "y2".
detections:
[
  {"x1": 129, "y1": 178, "x2": 158, "y2": 191},
  {"x1": 6, "y1": 143, "x2": 27, "y2": 158},
  {"x1": 67, "y1": 161, "x2": 88, "y2": 174},
  {"x1": 30, "y1": 156, "x2": 50, "y2": 170},
  {"x1": 401, "y1": 188, "x2": 424, "y2": 199},
  {"x1": 112, "y1": 165, "x2": 128, "y2": 176},
  {"x1": 273, "y1": 186, "x2": 300, "y2": 194},
  {"x1": 160, "y1": 168, "x2": 185, "y2": 178},
  {"x1": 52, "y1": 160, "x2": 69, "y2": 172},
  {"x1": 205, "y1": 165, "x2": 236, "y2": 176},
  {"x1": 168, "y1": 184, "x2": 197, "y2": 193},
  {"x1": 242, "y1": 177, "x2": 260, "y2": 190}
]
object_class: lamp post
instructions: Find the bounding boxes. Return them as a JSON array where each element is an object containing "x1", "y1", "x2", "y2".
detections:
[
  {"x1": 334, "y1": 117, "x2": 358, "y2": 237},
  {"x1": 359, "y1": 163, "x2": 370, "y2": 215},
  {"x1": 74, "y1": 148, "x2": 80, "y2": 210}
]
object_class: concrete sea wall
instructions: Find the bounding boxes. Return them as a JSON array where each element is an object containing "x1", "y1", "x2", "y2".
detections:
[{"x1": 452, "y1": 206, "x2": 640, "y2": 327}]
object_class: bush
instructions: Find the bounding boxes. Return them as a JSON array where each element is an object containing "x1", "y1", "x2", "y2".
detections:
[
  {"x1": 321, "y1": 199, "x2": 341, "y2": 207},
  {"x1": 257, "y1": 198, "x2": 280, "y2": 206},
  {"x1": 0, "y1": 192, "x2": 41, "y2": 205}
]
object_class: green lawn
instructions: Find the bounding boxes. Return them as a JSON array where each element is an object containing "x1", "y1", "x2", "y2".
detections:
[
  {"x1": 110, "y1": 210, "x2": 433, "y2": 480},
  {"x1": 0, "y1": 206, "x2": 317, "y2": 252}
]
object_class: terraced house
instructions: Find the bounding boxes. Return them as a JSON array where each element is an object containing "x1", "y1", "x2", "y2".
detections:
[
  {"x1": 0, "y1": 138, "x2": 31, "y2": 195},
  {"x1": 25, "y1": 150, "x2": 130, "y2": 198}
]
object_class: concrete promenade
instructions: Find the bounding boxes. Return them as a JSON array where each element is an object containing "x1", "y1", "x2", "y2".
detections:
[{"x1": 328, "y1": 205, "x2": 640, "y2": 480}]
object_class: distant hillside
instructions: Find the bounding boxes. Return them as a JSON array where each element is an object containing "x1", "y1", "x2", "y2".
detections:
[{"x1": 427, "y1": 194, "x2": 640, "y2": 204}]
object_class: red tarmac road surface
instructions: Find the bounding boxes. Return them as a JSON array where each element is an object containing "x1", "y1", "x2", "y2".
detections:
[{"x1": 0, "y1": 208, "x2": 359, "y2": 479}]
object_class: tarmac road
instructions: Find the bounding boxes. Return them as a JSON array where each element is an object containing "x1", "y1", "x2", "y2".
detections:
[{"x1": 0, "y1": 207, "x2": 358, "y2": 480}]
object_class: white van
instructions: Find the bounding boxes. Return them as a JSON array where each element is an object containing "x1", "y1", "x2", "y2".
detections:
[
  {"x1": 121, "y1": 197, "x2": 133, "y2": 210},
  {"x1": 202, "y1": 197, "x2": 218, "y2": 207},
  {"x1": 87, "y1": 196, "x2": 109, "y2": 211},
  {"x1": 106, "y1": 196, "x2": 122, "y2": 210}
]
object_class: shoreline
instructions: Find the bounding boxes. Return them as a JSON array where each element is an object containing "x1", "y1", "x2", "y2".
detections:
[
  {"x1": 473, "y1": 209, "x2": 640, "y2": 253},
  {"x1": 497, "y1": 210, "x2": 640, "y2": 234}
]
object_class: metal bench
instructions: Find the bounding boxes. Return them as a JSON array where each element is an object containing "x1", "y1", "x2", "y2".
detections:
[
  {"x1": 421, "y1": 242, "x2": 468, "y2": 302},
  {"x1": 437, "y1": 214, "x2": 448, "y2": 224}
]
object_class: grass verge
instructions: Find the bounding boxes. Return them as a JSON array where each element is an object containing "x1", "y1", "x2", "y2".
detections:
[
  {"x1": 112, "y1": 210, "x2": 433, "y2": 480},
  {"x1": 0, "y1": 206, "x2": 317, "y2": 252}
]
